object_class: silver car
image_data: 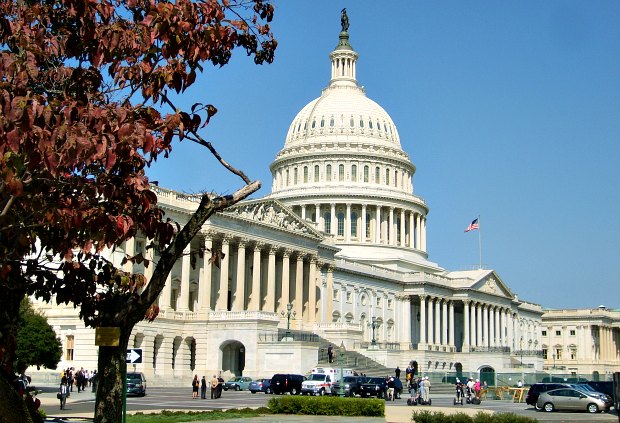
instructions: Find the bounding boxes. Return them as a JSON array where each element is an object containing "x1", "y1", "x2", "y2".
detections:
[{"x1": 536, "y1": 387, "x2": 612, "y2": 413}]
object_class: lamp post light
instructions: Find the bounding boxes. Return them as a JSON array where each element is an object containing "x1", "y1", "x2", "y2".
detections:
[
  {"x1": 370, "y1": 317, "x2": 378, "y2": 346},
  {"x1": 520, "y1": 336, "x2": 524, "y2": 385},
  {"x1": 339, "y1": 341, "x2": 346, "y2": 397},
  {"x1": 281, "y1": 303, "x2": 296, "y2": 339},
  {"x1": 552, "y1": 352, "x2": 556, "y2": 370}
]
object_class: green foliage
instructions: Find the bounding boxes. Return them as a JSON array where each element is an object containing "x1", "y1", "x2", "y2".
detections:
[
  {"x1": 411, "y1": 411, "x2": 538, "y2": 423},
  {"x1": 267, "y1": 395, "x2": 384, "y2": 417},
  {"x1": 15, "y1": 299, "x2": 62, "y2": 370},
  {"x1": 127, "y1": 408, "x2": 269, "y2": 422}
]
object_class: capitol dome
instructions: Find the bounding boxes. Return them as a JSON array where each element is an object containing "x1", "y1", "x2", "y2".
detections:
[{"x1": 268, "y1": 25, "x2": 439, "y2": 272}]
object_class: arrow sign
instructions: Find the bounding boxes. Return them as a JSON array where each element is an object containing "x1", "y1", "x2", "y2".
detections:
[{"x1": 126, "y1": 348, "x2": 143, "y2": 364}]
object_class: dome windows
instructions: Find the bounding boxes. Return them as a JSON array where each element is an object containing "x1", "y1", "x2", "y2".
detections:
[
  {"x1": 369, "y1": 120, "x2": 373, "y2": 129},
  {"x1": 326, "y1": 164, "x2": 332, "y2": 182},
  {"x1": 320, "y1": 118, "x2": 325, "y2": 128},
  {"x1": 337, "y1": 212, "x2": 345, "y2": 236},
  {"x1": 375, "y1": 167, "x2": 380, "y2": 184},
  {"x1": 338, "y1": 164, "x2": 345, "y2": 181},
  {"x1": 314, "y1": 165, "x2": 320, "y2": 182},
  {"x1": 311, "y1": 119, "x2": 316, "y2": 129},
  {"x1": 351, "y1": 164, "x2": 357, "y2": 182},
  {"x1": 303, "y1": 166, "x2": 308, "y2": 183},
  {"x1": 329, "y1": 116, "x2": 334, "y2": 127},
  {"x1": 351, "y1": 212, "x2": 358, "y2": 237},
  {"x1": 385, "y1": 168, "x2": 390, "y2": 185},
  {"x1": 363, "y1": 165, "x2": 369, "y2": 183},
  {"x1": 349, "y1": 116, "x2": 354, "y2": 127},
  {"x1": 359, "y1": 118, "x2": 364, "y2": 128}
]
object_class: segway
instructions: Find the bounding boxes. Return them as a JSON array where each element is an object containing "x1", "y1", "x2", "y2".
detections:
[{"x1": 454, "y1": 385, "x2": 464, "y2": 405}]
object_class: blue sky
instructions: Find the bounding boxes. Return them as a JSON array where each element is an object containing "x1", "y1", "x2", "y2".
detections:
[{"x1": 147, "y1": 1, "x2": 620, "y2": 310}]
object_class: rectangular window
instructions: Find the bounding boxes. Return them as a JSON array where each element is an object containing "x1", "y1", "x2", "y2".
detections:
[
  {"x1": 337, "y1": 212, "x2": 344, "y2": 236},
  {"x1": 570, "y1": 330, "x2": 576, "y2": 336},
  {"x1": 542, "y1": 348, "x2": 547, "y2": 359},
  {"x1": 375, "y1": 167, "x2": 380, "y2": 184},
  {"x1": 364, "y1": 166, "x2": 369, "y2": 182},
  {"x1": 542, "y1": 330, "x2": 547, "y2": 336},
  {"x1": 324, "y1": 213, "x2": 331, "y2": 234},
  {"x1": 333, "y1": 289, "x2": 340, "y2": 301},
  {"x1": 555, "y1": 330, "x2": 561, "y2": 336},
  {"x1": 339, "y1": 164, "x2": 345, "y2": 181},
  {"x1": 555, "y1": 348, "x2": 562, "y2": 360},
  {"x1": 387, "y1": 299, "x2": 393, "y2": 309},
  {"x1": 351, "y1": 164, "x2": 357, "y2": 182},
  {"x1": 346, "y1": 292, "x2": 352, "y2": 303},
  {"x1": 66, "y1": 335, "x2": 74, "y2": 361},
  {"x1": 294, "y1": 168, "x2": 298, "y2": 184},
  {"x1": 366, "y1": 213, "x2": 371, "y2": 239},
  {"x1": 385, "y1": 169, "x2": 390, "y2": 185},
  {"x1": 326, "y1": 165, "x2": 332, "y2": 182},
  {"x1": 303, "y1": 166, "x2": 308, "y2": 183},
  {"x1": 314, "y1": 165, "x2": 320, "y2": 182},
  {"x1": 376, "y1": 296, "x2": 381, "y2": 307},
  {"x1": 570, "y1": 349, "x2": 576, "y2": 360}
]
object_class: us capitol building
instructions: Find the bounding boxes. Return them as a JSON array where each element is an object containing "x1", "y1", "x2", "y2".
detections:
[{"x1": 35, "y1": 19, "x2": 619, "y2": 385}]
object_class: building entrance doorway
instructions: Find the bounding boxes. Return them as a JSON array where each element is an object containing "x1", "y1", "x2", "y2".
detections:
[
  {"x1": 221, "y1": 341, "x2": 246, "y2": 376},
  {"x1": 479, "y1": 366, "x2": 495, "y2": 387}
]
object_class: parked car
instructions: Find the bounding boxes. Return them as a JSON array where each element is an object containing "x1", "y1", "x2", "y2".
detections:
[
  {"x1": 570, "y1": 383, "x2": 613, "y2": 402},
  {"x1": 359, "y1": 377, "x2": 387, "y2": 399},
  {"x1": 249, "y1": 378, "x2": 272, "y2": 394},
  {"x1": 536, "y1": 387, "x2": 612, "y2": 413},
  {"x1": 223, "y1": 376, "x2": 253, "y2": 391},
  {"x1": 578, "y1": 381, "x2": 614, "y2": 398},
  {"x1": 126, "y1": 372, "x2": 146, "y2": 396},
  {"x1": 301, "y1": 373, "x2": 335, "y2": 396},
  {"x1": 270, "y1": 374, "x2": 305, "y2": 395},
  {"x1": 525, "y1": 383, "x2": 570, "y2": 408},
  {"x1": 336, "y1": 375, "x2": 364, "y2": 397}
]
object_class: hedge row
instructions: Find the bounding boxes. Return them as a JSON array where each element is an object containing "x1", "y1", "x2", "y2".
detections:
[
  {"x1": 412, "y1": 411, "x2": 538, "y2": 423},
  {"x1": 267, "y1": 395, "x2": 384, "y2": 416}
]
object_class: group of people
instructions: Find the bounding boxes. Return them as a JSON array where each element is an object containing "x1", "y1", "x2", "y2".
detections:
[
  {"x1": 407, "y1": 375, "x2": 432, "y2": 404},
  {"x1": 455, "y1": 377, "x2": 487, "y2": 403},
  {"x1": 62, "y1": 367, "x2": 98, "y2": 393},
  {"x1": 192, "y1": 374, "x2": 224, "y2": 399}
]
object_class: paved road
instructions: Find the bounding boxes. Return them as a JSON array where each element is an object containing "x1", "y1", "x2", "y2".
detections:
[{"x1": 37, "y1": 386, "x2": 619, "y2": 422}]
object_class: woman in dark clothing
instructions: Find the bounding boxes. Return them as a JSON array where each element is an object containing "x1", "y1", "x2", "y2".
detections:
[{"x1": 192, "y1": 374, "x2": 199, "y2": 398}]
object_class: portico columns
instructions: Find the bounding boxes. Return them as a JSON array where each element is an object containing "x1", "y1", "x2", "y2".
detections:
[
  {"x1": 295, "y1": 254, "x2": 304, "y2": 319},
  {"x1": 441, "y1": 299, "x2": 448, "y2": 346},
  {"x1": 389, "y1": 207, "x2": 395, "y2": 245},
  {"x1": 463, "y1": 300, "x2": 471, "y2": 351},
  {"x1": 427, "y1": 297, "x2": 434, "y2": 345},
  {"x1": 400, "y1": 209, "x2": 406, "y2": 246},
  {"x1": 232, "y1": 241, "x2": 246, "y2": 311},
  {"x1": 280, "y1": 250, "x2": 291, "y2": 312},
  {"x1": 448, "y1": 300, "x2": 455, "y2": 348},
  {"x1": 215, "y1": 238, "x2": 230, "y2": 311},
  {"x1": 345, "y1": 204, "x2": 351, "y2": 242},
  {"x1": 419, "y1": 296, "x2": 427, "y2": 345},
  {"x1": 315, "y1": 204, "x2": 321, "y2": 229},
  {"x1": 160, "y1": 273, "x2": 172, "y2": 309},
  {"x1": 330, "y1": 203, "x2": 337, "y2": 236},
  {"x1": 421, "y1": 217, "x2": 427, "y2": 251},
  {"x1": 409, "y1": 212, "x2": 415, "y2": 248},
  {"x1": 400, "y1": 295, "x2": 411, "y2": 349},
  {"x1": 495, "y1": 307, "x2": 501, "y2": 347},
  {"x1": 198, "y1": 236, "x2": 213, "y2": 311},
  {"x1": 307, "y1": 256, "x2": 318, "y2": 322},
  {"x1": 489, "y1": 306, "x2": 495, "y2": 347},
  {"x1": 248, "y1": 243, "x2": 262, "y2": 311},
  {"x1": 361, "y1": 205, "x2": 367, "y2": 242},
  {"x1": 325, "y1": 265, "x2": 334, "y2": 321},
  {"x1": 375, "y1": 205, "x2": 381, "y2": 243},
  {"x1": 482, "y1": 304, "x2": 489, "y2": 347},
  {"x1": 265, "y1": 246, "x2": 277, "y2": 312},
  {"x1": 435, "y1": 298, "x2": 441, "y2": 346},
  {"x1": 476, "y1": 303, "x2": 483, "y2": 347},
  {"x1": 415, "y1": 214, "x2": 421, "y2": 249},
  {"x1": 178, "y1": 245, "x2": 191, "y2": 310}
]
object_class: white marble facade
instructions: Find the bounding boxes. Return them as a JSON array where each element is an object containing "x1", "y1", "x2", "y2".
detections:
[{"x1": 34, "y1": 24, "x2": 619, "y2": 385}]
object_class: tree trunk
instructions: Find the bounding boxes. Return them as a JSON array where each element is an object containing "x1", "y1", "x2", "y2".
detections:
[
  {"x1": 93, "y1": 329, "x2": 131, "y2": 423},
  {"x1": 0, "y1": 375, "x2": 33, "y2": 423}
]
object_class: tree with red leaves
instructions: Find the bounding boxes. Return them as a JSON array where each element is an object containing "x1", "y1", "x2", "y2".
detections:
[{"x1": 0, "y1": 0, "x2": 276, "y2": 421}]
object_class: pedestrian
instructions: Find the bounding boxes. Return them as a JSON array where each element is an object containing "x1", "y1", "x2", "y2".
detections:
[
  {"x1": 210, "y1": 375, "x2": 218, "y2": 399},
  {"x1": 192, "y1": 374, "x2": 199, "y2": 398},
  {"x1": 327, "y1": 345, "x2": 333, "y2": 363},
  {"x1": 216, "y1": 375, "x2": 224, "y2": 398},
  {"x1": 68, "y1": 368, "x2": 74, "y2": 392},
  {"x1": 423, "y1": 376, "x2": 431, "y2": 402},
  {"x1": 474, "y1": 379, "x2": 481, "y2": 399},
  {"x1": 76, "y1": 368, "x2": 83, "y2": 393},
  {"x1": 517, "y1": 379, "x2": 523, "y2": 388},
  {"x1": 91, "y1": 370, "x2": 98, "y2": 393},
  {"x1": 405, "y1": 364, "x2": 412, "y2": 381},
  {"x1": 200, "y1": 376, "x2": 207, "y2": 399},
  {"x1": 58, "y1": 376, "x2": 69, "y2": 410},
  {"x1": 395, "y1": 366, "x2": 401, "y2": 379},
  {"x1": 387, "y1": 376, "x2": 395, "y2": 401}
]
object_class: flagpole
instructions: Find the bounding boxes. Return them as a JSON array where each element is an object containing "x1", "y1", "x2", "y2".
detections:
[{"x1": 478, "y1": 215, "x2": 482, "y2": 269}]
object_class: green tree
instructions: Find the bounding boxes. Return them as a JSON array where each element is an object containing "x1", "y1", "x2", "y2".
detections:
[
  {"x1": 16, "y1": 300, "x2": 62, "y2": 371},
  {"x1": 0, "y1": 0, "x2": 276, "y2": 421}
]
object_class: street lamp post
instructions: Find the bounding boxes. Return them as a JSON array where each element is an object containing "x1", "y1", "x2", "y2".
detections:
[
  {"x1": 339, "y1": 341, "x2": 346, "y2": 397},
  {"x1": 552, "y1": 352, "x2": 556, "y2": 370},
  {"x1": 370, "y1": 317, "x2": 378, "y2": 346},
  {"x1": 520, "y1": 337, "x2": 524, "y2": 385},
  {"x1": 281, "y1": 303, "x2": 296, "y2": 339}
]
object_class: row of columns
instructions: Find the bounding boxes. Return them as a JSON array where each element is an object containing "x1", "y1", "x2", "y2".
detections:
[
  {"x1": 598, "y1": 326, "x2": 619, "y2": 361},
  {"x1": 297, "y1": 203, "x2": 426, "y2": 251},
  {"x1": 156, "y1": 233, "x2": 334, "y2": 324}
]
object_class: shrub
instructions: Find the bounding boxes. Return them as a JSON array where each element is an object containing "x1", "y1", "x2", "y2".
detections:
[
  {"x1": 267, "y1": 395, "x2": 384, "y2": 416},
  {"x1": 411, "y1": 411, "x2": 538, "y2": 423}
]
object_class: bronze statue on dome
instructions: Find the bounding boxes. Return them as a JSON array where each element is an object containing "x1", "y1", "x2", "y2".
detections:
[{"x1": 341, "y1": 8, "x2": 349, "y2": 32}]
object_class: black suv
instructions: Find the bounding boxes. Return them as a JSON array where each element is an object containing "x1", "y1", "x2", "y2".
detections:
[
  {"x1": 525, "y1": 383, "x2": 569, "y2": 408},
  {"x1": 578, "y1": 381, "x2": 614, "y2": 398},
  {"x1": 270, "y1": 374, "x2": 305, "y2": 395},
  {"x1": 337, "y1": 375, "x2": 364, "y2": 397},
  {"x1": 359, "y1": 377, "x2": 388, "y2": 399}
]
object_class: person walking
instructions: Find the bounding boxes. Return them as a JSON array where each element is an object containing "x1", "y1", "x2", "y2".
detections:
[
  {"x1": 327, "y1": 345, "x2": 333, "y2": 363},
  {"x1": 58, "y1": 376, "x2": 69, "y2": 410},
  {"x1": 210, "y1": 375, "x2": 218, "y2": 399},
  {"x1": 216, "y1": 375, "x2": 224, "y2": 398},
  {"x1": 192, "y1": 375, "x2": 199, "y2": 398},
  {"x1": 200, "y1": 376, "x2": 207, "y2": 399},
  {"x1": 395, "y1": 366, "x2": 401, "y2": 379},
  {"x1": 423, "y1": 376, "x2": 431, "y2": 403}
]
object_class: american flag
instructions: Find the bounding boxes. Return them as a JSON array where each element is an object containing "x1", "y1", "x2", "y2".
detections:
[{"x1": 465, "y1": 218, "x2": 479, "y2": 232}]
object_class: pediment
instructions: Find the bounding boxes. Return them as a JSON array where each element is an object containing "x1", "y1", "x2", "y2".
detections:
[
  {"x1": 220, "y1": 198, "x2": 322, "y2": 238},
  {"x1": 471, "y1": 272, "x2": 514, "y2": 299}
]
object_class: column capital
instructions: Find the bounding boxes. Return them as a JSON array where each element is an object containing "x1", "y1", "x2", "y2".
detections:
[
  {"x1": 237, "y1": 238, "x2": 249, "y2": 248},
  {"x1": 309, "y1": 255, "x2": 319, "y2": 264},
  {"x1": 221, "y1": 234, "x2": 233, "y2": 244},
  {"x1": 253, "y1": 242, "x2": 265, "y2": 252},
  {"x1": 282, "y1": 248, "x2": 293, "y2": 257},
  {"x1": 463, "y1": 299, "x2": 471, "y2": 306},
  {"x1": 268, "y1": 245, "x2": 278, "y2": 255},
  {"x1": 202, "y1": 229, "x2": 217, "y2": 239}
]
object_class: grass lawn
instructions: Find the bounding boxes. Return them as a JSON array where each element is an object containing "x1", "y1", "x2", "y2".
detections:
[{"x1": 127, "y1": 408, "x2": 269, "y2": 422}]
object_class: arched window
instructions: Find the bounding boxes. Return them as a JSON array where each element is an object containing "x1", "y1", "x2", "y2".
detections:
[
  {"x1": 396, "y1": 218, "x2": 401, "y2": 242},
  {"x1": 351, "y1": 165, "x2": 357, "y2": 182},
  {"x1": 330, "y1": 116, "x2": 334, "y2": 127},
  {"x1": 293, "y1": 168, "x2": 298, "y2": 184},
  {"x1": 351, "y1": 212, "x2": 358, "y2": 237},
  {"x1": 359, "y1": 118, "x2": 364, "y2": 128},
  {"x1": 339, "y1": 164, "x2": 345, "y2": 181},
  {"x1": 314, "y1": 165, "x2": 320, "y2": 182},
  {"x1": 394, "y1": 170, "x2": 398, "y2": 187},
  {"x1": 311, "y1": 119, "x2": 316, "y2": 129},
  {"x1": 320, "y1": 118, "x2": 325, "y2": 127},
  {"x1": 366, "y1": 213, "x2": 371, "y2": 238},
  {"x1": 369, "y1": 120, "x2": 373, "y2": 129},
  {"x1": 350, "y1": 116, "x2": 354, "y2": 127},
  {"x1": 303, "y1": 166, "x2": 308, "y2": 183},
  {"x1": 385, "y1": 169, "x2": 390, "y2": 185},
  {"x1": 375, "y1": 167, "x2": 380, "y2": 184},
  {"x1": 285, "y1": 169, "x2": 289, "y2": 186},
  {"x1": 326, "y1": 164, "x2": 332, "y2": 181},
  {"x1": 324, "y1": 212, "x2": 331, "y2": 234},
  {"x1": 364, "y1": 165, "x2": 369, "y2": 182},
  {"x1": 337, "y1": 212, "x2": 345, "y2": 236}
]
